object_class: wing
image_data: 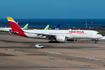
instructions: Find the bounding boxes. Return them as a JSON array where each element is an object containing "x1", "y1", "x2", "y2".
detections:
[{"x1": 24, "y1": 31, "x2": 56, "y2": 38}]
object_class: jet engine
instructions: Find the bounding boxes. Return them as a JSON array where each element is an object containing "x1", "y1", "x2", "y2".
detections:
[{"x1": 56, "y1": 35, "x2": 67, "y2": 42}]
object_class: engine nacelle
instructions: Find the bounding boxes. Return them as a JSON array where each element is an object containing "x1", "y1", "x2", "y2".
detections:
[{"x1": 56, "y1": 35, "x2": 66, "y2": 42}]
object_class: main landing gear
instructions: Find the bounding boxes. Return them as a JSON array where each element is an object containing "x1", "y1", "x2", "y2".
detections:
[
  {"x1": 48, "y1": 37, "x2": 59, "y2": 43},
  {"x1": 95, "y1": 39, "x2": 99, "y2": 43},
  {"x1": 49, "y1": 41, "x2": 59, "y2": 43}
]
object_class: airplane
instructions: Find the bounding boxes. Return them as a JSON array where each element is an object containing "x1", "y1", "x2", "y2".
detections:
[
  {"x1": 49, "y1": 24, "x2": 60, "y2": 30},
  {"x1": 0, "y1": 18, "x2": 49, "y2": 34},
  {"x1": 44, "y1": 25, "x2": 49, "y2": 30},
  {"x1": 54, "y1": 24, "x2": 60, "y2": 30},
  {"x1": 0, "y1": 23, "x2": 28, "y2": 32},
  {"x1": 32, "y1": 24, "x2": 49, "y2": 30},
  {"x1": 22, "y1": 23, "x2": 28, "y2": 30},
  {"x1": 33, "y1": 24, "x2": 49, "y2": 30},
  {"x1": 7, "y1": 17, "x2": 103, "y2": 43}
]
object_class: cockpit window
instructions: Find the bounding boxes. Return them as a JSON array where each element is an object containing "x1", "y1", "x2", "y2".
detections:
[{"x1": 97, "y1": 33, "x2": 100, "y2": 34}]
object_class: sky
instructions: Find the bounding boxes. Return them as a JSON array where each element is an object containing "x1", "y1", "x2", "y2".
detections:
[{"x1": 0, "y1": 0, "x2": 105, "y2": 19}]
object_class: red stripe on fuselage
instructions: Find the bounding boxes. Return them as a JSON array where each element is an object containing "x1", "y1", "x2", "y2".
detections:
[{"x1": 8, "y1": 21, "x2": 27, "y2": 37}]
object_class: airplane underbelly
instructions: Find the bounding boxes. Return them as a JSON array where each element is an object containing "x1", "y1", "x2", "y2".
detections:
[
  {"x1": 25, "y1": 33, "x2": 37, "y2": 37},
  {"x1": 25, "y1": 33, "x2": 46, "y2": 38}
]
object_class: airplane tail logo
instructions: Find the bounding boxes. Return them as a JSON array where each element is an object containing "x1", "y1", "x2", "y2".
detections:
[
  {"x1": 7, "y1": 17, "x2": 27, "y2": 37},
  {"x1": 22, "y1": 23, "x2": 28, "y2": 30},
  {"x1": 54, "y1": 24, "x2": 60, "y2": 30},
  {"x1": 44, "y1": 25, "x2": 49, "y2": 30}
]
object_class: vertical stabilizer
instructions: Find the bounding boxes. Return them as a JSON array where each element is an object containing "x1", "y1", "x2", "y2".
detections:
[
  {"x1": 7, "y1": 17, "x2": 27, "y2": 37},
  {"x1": 44, "y1": 25, "x2": 49, "y2": 30},
  {"x1": 54, "y1": 24, "x2": 60, "y2": 30},
  {"x1": 22, "y1": 23, "x2": 28, "y2": 30}
]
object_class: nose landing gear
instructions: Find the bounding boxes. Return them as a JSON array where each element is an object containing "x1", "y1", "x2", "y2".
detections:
[{"x1": 95, "y1": 39, "x2": 99, "y2": 43}]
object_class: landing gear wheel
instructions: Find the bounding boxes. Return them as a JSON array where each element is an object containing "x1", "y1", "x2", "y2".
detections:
[
  {"x1": 95, "y1": 39, "x2": 98, "y2": 43},
  {"x1": 49, "y1": 41, "x2": 59, "y2": 43}
]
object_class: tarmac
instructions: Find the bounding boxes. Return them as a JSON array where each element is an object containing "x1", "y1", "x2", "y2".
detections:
[{"x1": 0, "y1": 32, "x2": 105, "y2": 70}]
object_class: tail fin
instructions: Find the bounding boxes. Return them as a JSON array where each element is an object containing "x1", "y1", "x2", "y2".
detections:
[
  {"x1": 22, "y1": 23, "x2": 28, "y2": 30},
  {"x1": 44, "y1": 25, "x2": 49, "y2": 30},
  {"x1": 54, "y1": 24, "x2": 60, "y2": 30},
  {"x1": 7, "y1": 17, "x2": 27, "y2": 37}
]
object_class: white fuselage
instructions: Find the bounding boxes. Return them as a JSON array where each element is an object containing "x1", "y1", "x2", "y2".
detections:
[
  {"x1": 0, "y1": 27, "x2": 11, "y2": 31},
  {"x1": 0, "y1": 27, "x2": 24, "y2": 32},
  {"x1": 23, "y1": 30, "x2": 103, "y2": 39}
]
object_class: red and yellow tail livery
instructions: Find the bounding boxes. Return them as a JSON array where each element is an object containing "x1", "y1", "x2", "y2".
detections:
[{"x1": 7, "y1": 17, "x2": 27, "y2": 37}]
